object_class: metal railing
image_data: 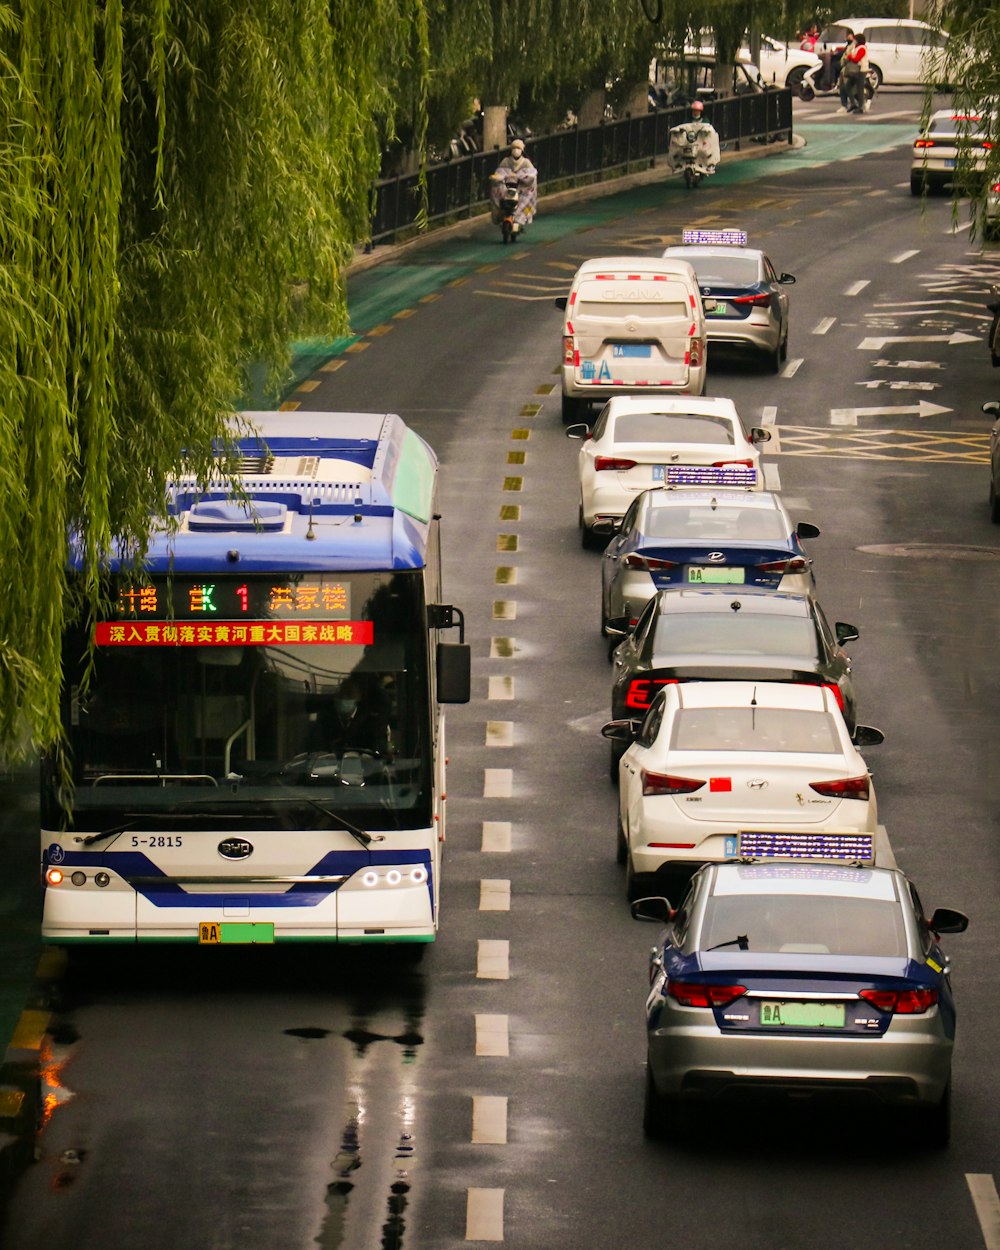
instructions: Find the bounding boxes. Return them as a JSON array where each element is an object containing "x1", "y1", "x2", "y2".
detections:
[{"x1": 369, "y1": 88, "x2": 793, "y2": 246}]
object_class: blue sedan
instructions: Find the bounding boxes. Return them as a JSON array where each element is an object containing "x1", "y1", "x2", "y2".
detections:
[{"x1": 600, "y1": 488, "x2": 819, "y2": 634}]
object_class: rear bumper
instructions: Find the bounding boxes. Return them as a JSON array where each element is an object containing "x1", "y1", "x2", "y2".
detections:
[{"x1": 648, "y1": 1018, "x2": 952, "y2": 1105}]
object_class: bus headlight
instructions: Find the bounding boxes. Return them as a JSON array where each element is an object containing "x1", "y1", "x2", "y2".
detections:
[
  {"x1": 95, "y1": 872, "x2": 111, "y2": 888},
  {"x1": 355, "y1": 865, "x2": 429, "y2": 889},
  {"x1": 71, "y1": 871, "x2": 87, "y2": 887}
]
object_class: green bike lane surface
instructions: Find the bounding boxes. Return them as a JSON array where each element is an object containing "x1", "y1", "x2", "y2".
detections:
[{"x1": 285, "y1": 121, "x2": 915, "y2": 387}]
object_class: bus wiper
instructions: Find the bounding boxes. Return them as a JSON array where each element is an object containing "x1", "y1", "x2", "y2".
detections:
[
  {"x1": 78, "y1": 819, "x2": 141, "y2": 847},
  {"x1": 707, "y1": 934, "x2": 749, "y2": 951}
]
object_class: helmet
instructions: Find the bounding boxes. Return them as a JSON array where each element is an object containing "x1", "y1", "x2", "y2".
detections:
[
  {"x1": 510, "y1": 139, "x2": 525, "y2": 155},
  {"x1": 690, "y1": 99, "x2": 704, "y2": 114}
]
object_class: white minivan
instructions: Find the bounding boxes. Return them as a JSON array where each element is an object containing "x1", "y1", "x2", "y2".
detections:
[{"x1": 555, "y1": 256, "x2": 708, "y2": 424}]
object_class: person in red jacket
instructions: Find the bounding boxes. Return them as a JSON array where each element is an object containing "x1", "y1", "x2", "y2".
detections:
[{"x1": 839, "y1": 32, "x2": 869, "y2": 115}]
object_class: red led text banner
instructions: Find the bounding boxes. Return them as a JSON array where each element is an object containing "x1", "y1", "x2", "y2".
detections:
[{"x1": 94, "y1": 621, "x2": 374, "y2": 647}]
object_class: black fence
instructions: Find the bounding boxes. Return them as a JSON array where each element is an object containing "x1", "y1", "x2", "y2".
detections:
[{"x1": 369, "y1": 88, "x2": 793, "y2": 246}]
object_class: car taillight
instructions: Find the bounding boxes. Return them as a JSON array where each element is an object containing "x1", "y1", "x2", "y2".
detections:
[
  {"x1": 563, "y1": 335, "x2": 577, "y2": 366},
  {"x1": 594, "y1": 456, "x2": 637, "y2": 472},
  {"x1": 622, "y1": 554, "x2": 678, "y2": 571},
  {"x1": 730, "y1": 292, "x2": 772, "y2": 307},
  {"x1": 914, "y1": 139, "x2": 935, "y2": 149},
  {"x1": 992, "y1": 181, "x2": 1000, "y2": 193},
  {"x1": 713, "y1": 458, "x2": 753, "y2": 469},
  {"x1": 624, "y1": 677, "x2": 679, "y2": 710},
  {"x1": 756, "y1": 556, "x2": 808, "y2": 573},
  {"x1": 689, "y1": 337, "x2": 704, "y2": 366},
  {"x1": 859, "y1": 988, "x2": 938, "y2": 1015},
  {"x1": 667, "y1": 980, "x2": 747, "y2": 1008},
  {"x1": 809, "y1": 775, "x2": 870, "y2": 800},
  {"x1": 983, "y1": 141, "x2": 994, "y2": 151},
  {"x1": 641, "y1": 770, "x2": 705, "y2": 797}
]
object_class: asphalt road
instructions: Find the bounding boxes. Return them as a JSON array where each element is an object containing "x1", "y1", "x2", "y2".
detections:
[{"x1": 2, "y1": 90, "x2": 999, "y2": 1250}]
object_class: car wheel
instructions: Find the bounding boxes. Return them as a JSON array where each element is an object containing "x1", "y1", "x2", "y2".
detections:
[
  {"x1": 990, "y1": 474, "x2": 1000, "y2": 524},
  {"x1": 562, "y1": 393, "x2": 586, "y2": 425},
  {"x1": 642, "y1": 1064, "x2": 673, "y2": 1138},
  {"x1": 767, "y1": 340, "x2": 781, "y2": 374},
  {"x1": 910, "y1": 174, "x2": 923, "y2": 197},
  {"x1": 626, "y1": 855, "x2": 652, "y2": 903},
  {"x1": 868, "y1": 63, "x2": 883, "y2": 88},
  {"x1": 615, "y1": 810, "x2": 627, "y2": 858},
  {"x1": 785, "y1": 65, "x2": 807, "y2": 94},
  {"x1": 921, "y1": 1078, "x2": 951, "y2": 1149}
]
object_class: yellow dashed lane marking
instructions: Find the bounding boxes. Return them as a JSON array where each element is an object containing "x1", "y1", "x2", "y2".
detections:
[
  {"x1": 296, "y1": 380, "x2": 321, "y2": 393},
  {"x1": 10, "y1": 1009, "x2": 50, "y2": 1051},
  {"x1": 320, "y1": 359, "x2": 345, "y2": 372}
]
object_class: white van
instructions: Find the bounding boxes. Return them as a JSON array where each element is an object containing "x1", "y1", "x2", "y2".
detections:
[{"x1": 555, "y1": 257, "x2": 708, "y2": 424}]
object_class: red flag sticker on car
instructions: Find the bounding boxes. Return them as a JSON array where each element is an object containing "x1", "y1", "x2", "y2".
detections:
[{"x1": 710, "y1": 777, "x2": 732, "y2": 792}]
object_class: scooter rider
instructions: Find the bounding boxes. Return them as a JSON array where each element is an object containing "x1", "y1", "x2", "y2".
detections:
[
  {"x1": 667, "y1": 99, "x2": 721, "y2": 186},
  {"x1": 489, "y1": 139, "x2": 537, "y2": 235}
]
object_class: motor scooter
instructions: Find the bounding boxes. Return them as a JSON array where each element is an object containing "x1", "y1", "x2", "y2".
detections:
[
  {"x1": 798, "y1": 59, "x2": 878, "y2": 107},
  {"x1": 667, "y1": 122, "x2": 720, "y2": 188}
]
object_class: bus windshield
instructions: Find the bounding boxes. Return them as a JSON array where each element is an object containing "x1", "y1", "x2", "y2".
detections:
[{"x1": 55, "y1": 571, "x2": 433, "y2": 831}]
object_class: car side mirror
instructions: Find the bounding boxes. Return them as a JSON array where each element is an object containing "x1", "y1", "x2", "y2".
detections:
[
  {"x1": 982, "y1": 401, "x2": 1000, "y2": 417},
  {"x1": 835, "y1": 622, "x2": 859, "y2": 644},
  {"x1": 778, "y1": 272, "x2": 796, "y2": 284},
  {"x1": 928, "y1": 907, "x2": 969, "y2": 935},
  {"x1": 554, "y1": 296, "x2": 568, "y2": 311},
  {"x1": 796, "y1": 521, "x2": 821, "y2": 540},
  {"x1": 750, "y1": 427, "x2": 771, "y2": 444},
  {"x1": 565, "y1": 423, "x2": 590, "y2": 440},
  {"x1": 630, "y1": 897, "x2": 674, "y2": 923},
  {"x1": 601, "y1": 718, "x2": 641, "y2": 743},
  {"x1": 604, "y1": 615, "x2": 630, "y2": 638},
  {"x1": 591, "y1": 518, "x2": 620, "y2": 536},
  {"x1": 852, "y1": 724, "x2": 884, "y2": 748}
]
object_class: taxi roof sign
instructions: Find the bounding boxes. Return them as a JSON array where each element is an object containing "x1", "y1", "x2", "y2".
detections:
[{"x1": 682, "y1": 228, "x2": 748, "y2": 246}]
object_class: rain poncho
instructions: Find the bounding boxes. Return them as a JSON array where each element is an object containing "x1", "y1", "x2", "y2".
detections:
[
  {"x1": 489, "y1": 156, "x2": 538, "y2": 228},
  {"x1": 667, "y1": 121, "x2": 721, "y2": 176}
]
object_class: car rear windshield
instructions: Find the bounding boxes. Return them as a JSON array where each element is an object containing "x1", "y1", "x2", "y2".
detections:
[
  {"x1": 699, "y1": 894, "x2": 908, "y2": 957},
  {"x1": 614, "y1": 414, "x2": 733, "y2": 444},
  {"x1": 928, "y1": 114, "x2": 984, "y2": 137},
  {"x1": 689, "y1": 257, "x2": 760, "y2": 285},
  {"x1": 577, "y1": 300, "x2": 689, "y2": 319},
  {"x1": 670, "y1": 707, "x2": 839, "y2": 752},
  {"x1": 653, "y1": 615, "x2": 818, "y2": 658},
  {"x1": 644, "y1": 504, "x2": 786, "y2": 541}
]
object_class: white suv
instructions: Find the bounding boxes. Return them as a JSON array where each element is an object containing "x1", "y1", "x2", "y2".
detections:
[{"x1": 816, "y1": 18, "x2": 950, "y2": 87}]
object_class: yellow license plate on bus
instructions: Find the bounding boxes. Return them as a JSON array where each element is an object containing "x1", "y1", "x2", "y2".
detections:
[{"x1": 199, "y1": 921, "x2": 275, "y2": 945}]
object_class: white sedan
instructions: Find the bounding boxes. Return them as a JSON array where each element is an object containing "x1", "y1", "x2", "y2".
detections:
[
  {"x1": 604, "y1": 681, "x2": 882, "y2": 900},
  {"x1": 910, "y1": 110, "x2": 991, "y2": 196},
  {"x1": 567, "y1": 395, "x2": 771, "y2": 548}
]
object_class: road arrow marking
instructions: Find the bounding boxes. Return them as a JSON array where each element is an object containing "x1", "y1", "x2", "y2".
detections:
[
  {"x1": 859, "y1": 332, "x2": 979, "y2": 349},
  {"x1": 829, "y1": 401, "x2": 953, "y2": 425}
]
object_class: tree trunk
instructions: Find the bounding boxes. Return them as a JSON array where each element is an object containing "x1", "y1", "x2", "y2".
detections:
[
  {"x1": 623, "y1": 80, "x2": 649, "y2": 117},
  {"x1": 482, "y1": 104, "x2": 507, "y2": 155},
  {"x1": 578, "y1": 88, "x2": 607, "y2": 128}
]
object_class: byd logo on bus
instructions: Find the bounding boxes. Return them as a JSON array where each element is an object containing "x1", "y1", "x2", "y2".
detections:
[{"x1": 218, "y1": 838, "x2": 254, "y2": 861}]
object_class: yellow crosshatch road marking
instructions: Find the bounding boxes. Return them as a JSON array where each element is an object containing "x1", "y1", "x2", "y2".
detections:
[{"x1": 775, "y1": 426, "x2": 990, "y2": 463}]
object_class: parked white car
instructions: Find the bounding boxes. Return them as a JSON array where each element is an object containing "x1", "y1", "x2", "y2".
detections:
[
  {"x1": 816, "y1": 19, "x2": 950, "y2": 87},
  {"x1": 605, "y1": 681, "x2": 882, "y2": 900}
]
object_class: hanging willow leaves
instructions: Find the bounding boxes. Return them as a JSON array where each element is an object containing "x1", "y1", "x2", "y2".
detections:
[{"x1": 0, "y1": 0, "x2": 430, "y2": 756}]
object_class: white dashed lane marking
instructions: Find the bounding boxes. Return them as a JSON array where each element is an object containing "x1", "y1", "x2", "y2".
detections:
[
  {"x1": 475, "y1": 1014, "x2": 510, "y2": 1056},
  {"x1": 466, "y1": 1188, "x2": 504, "y2": 1241},
  {"x1": 472, "y1": 1096, "x2": 509, "y2": 1145},
  {"x1": 481, "y1": 821, "x2": 512, "y2": 852},
  {"x1": 483, "y1": 769, "x2": 512, "y2": 798},
  {"x1": 845, "y1": 280, "x2": 870, "y2": 296},
  {"x1": 480, "y1": 880, "x2": 511, "y2": 911},
  {"x1": 967, "y1": 1174, "x2": 1000, "y2": 1249},
  {"x1": 477, "y1": 939, "x2": 510, "y2": 980}
]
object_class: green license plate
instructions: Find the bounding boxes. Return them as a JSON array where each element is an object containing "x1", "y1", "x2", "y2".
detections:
[
  {"x1": 687, "y1": 567, "x2": 745, "y2": 584},
  {"x1": 759, "y1": 1001, "x2": 845, "y2": 1028},
  {"x1": 199, "y1": 921, "x2": 275, "y2": 945}
]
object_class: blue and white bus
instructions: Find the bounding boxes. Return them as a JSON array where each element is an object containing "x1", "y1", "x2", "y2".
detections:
[{"x1": 41, "y1": 411, "x2": 470, "y2": 949}]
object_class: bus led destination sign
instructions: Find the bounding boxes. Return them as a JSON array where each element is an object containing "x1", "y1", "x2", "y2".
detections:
[
  {"x1": 114, "y1": 577, "x2": 353, "y2": 621},
  {"x1": 95, "y1": 621, "x2": 374, "y2": 647}
]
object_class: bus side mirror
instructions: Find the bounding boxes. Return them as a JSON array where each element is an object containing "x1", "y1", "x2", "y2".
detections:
[
  {"x1": 554, "y1": 296, "x2": 568, "y2": 311},
  {"x1": 437, "y1": 642, "x2": 471, "y2": 703}
]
